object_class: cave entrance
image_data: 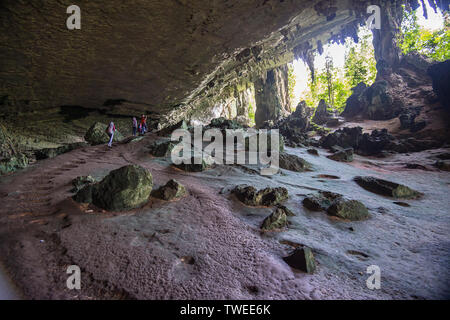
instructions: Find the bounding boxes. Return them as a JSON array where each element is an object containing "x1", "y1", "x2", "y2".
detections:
[{"x1": 290, "y1": 26, "x2": 377, "y2": 117}]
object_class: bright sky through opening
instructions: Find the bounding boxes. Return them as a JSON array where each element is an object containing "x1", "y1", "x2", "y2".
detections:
[{"x1": 291, "y1": 2, "x2": 445, "y2": 105}]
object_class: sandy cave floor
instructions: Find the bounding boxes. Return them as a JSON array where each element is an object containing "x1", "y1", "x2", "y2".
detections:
[{"x1": 0, "y1": 133, "x2": 449, "y2": 300}]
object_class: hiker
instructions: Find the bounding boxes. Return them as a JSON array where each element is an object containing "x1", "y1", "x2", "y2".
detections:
[
  {"x1": 106, "y1": 121, "x2": 116, "y2": 147},
  {"x1": 140, "y1": 115, "x2": 147, "y2": 135},
  {"x1": 132, "y1": 117, "x2": 137, "y2": 136}
]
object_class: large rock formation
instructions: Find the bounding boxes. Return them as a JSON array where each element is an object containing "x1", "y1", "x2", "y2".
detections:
[
  {"x1": 254, "y1": 65, "x2": 291, "y2": 127},
  {"x1": 341, "y1": 80, "x2": 404, "y2": 120},
  {"x1": 3, "y1": 0, "x2": 435, "y2": 127},
  {"x1": 312, "y1": 99, "x2": 332, "y2": 124}
]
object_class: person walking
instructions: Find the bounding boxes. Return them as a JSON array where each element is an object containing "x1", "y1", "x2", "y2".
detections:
[
  {"x1": 132, "y1": 117, "x2": 137, "y2": 136},
  {"x1": 140, "y1": 114, "x2": 147, "y2": 135},
  {"x1": 106, "y1": 121, "x2": 116, "y2": 148}
]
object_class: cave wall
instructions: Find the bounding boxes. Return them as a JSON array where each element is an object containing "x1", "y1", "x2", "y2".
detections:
[
  {"x1": 1, "y1": 0, "x2": 440, "y2": 127},
  {"x1": 254, "y1": 65, "x2": 291, "y2": 127}
]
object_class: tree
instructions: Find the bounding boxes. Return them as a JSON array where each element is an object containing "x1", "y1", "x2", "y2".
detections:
[
  {"x1": 398, "y1": 8, "x2": 450, "y2": 62},
  {"x1": 298, "y1": 27, "x2": 377, "y2": 114},
  {"x1": 344, "y1": 30, "x2": 377, "y2": 88}
]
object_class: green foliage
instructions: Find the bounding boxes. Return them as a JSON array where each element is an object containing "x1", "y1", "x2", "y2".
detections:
[
  {"x1": 398, "y1": 9, "x2": 450, "y2": 62},
  {"x1": 299, "y1": 28, "x2": 376, "y2": 114},
  {"x1": 344, "y1": 30, "x2": 377, "y2": 88}
]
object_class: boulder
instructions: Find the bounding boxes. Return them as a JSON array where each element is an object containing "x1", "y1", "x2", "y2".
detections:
[
  {"x1": 92, "y1": 165, "x2": 153, "y2": 211},
  {"x1": 320, "y1": 127, "x2": 362, "y2": 150},
  {"x1": 307, "y1": 148, "x2": 319, "y2": 156},
  {"x1": 261, "y1": 207, "x2": 288, "y2": 231},
  {"x1": 84, "y1": 122, "x2": 124, "y2": 145},
  {"x1": 327, "y1": 199, "x2": 370, "y2": 221},
  {"x1": 232, "y1": 184, "x2": 288, "y2": 206},
  {"x1": 341, "y1": 81, "x2": 404, "y2": 120},
  {"x1": 358, "y1": 129, "x2": 393, "y2": 156},
  {"x1": 302, "y1": 191, "x2": 342, "y2": 211},
  {"x1": 321, "y1": 127, "x2": 393, "y2": 156},
  {"x1": 153, "y1": 179, "x2": 186, "y2": 200},
  {"x1": 0, "y1": 153, "x2": 28, "y2": 175},
  {"x1": 207, "y1": 117, "x2": 243, "y2": 130},
  {"x1": 327, "y1": 148, "x2": 353, "y2": 162},
  {"x1": 365, "y1": 81, "x2": 404, "y2": 120},
  {"x1": 341, "y1": 82, "x2": 368, "y2": 118},
  {"x1": 283, "y1": 247, "x2": 316, "y2": 274},
  {"x1": 149, "y1": 140, "x2": 177, "y2": 157},
  {"x1": 435, "y1": 160, "x2": 450, "y2": 172},
  {"x1": 278, "y1": 152, "x2": 312, "y2": 172},
  {"x1": 71, "y1": 175, "x2": 97, "y2": 193},
  {"x1": 354, "y1": 176, "x2": 421, "y2": 199},
  {"x1": 312, "y1": 99, "x2": 332, "y2": 125},
  {"x1": 259, "y1": 100, "x2": 314, "y2": 147},
  {"x1": 174, "y1": 153, "x2": 212, "y2": 172}
]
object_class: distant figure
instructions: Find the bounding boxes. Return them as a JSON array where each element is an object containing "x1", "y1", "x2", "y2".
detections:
[
  {"x1": 132, "y1": 117, "x2": 137, "y2": 136},
  {"x1": 106, "y1": 121, "x2": 116, "y2": 147},
  {"x1": 140, "y1": 114, "x2": 147, "y2": 135}
]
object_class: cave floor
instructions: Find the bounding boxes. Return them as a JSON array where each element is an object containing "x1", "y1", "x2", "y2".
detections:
[{"x1": 0, "y1": 133, "x2": 449, "y2": 300}]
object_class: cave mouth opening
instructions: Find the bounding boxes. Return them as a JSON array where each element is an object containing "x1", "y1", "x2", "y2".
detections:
[{"x1": 287, "y1": 0, "x2": 446, "y2": 117}]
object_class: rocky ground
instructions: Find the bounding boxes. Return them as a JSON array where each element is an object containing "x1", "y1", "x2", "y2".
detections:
[{"x1": 0, "y1": 125, "x2": 449, "y2": 299}]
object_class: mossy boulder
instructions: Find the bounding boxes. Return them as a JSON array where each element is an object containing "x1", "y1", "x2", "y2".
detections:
[
  {"x1": 153, "y1": 179, "x2": 186, "y2": 200},
  {"x1": 354, "y1": 176, "x2": 421, "y2": 199},
  {"x1": 208, "y1": 117, "x2": 243, "y2": 130},
  {"x1": 261, "y1": 205, "x2": 294, "y2": 231},
  {"x1": 302, "y1": 191, "x2": 342, "y2": 211},
  {"x1": 279, "y1": 152, "x2": 312, "y2": 172},
  {"x1": 283, "y1": 247, "x2": 316, "y2": 274},
  {"x1": 0, "y1": 153, "x2": 28, "y2": 175},
  {"x1": 149, "y1": 140, "x2": 177, "y2": 157},
  {"x1": 84, "y1": 122, "x2": 124, "y2": 145},
  {"x1": 173, "y1": 151, "x2": 214, "y2": 172},
  {"x1": 92, "y1": 165, "x2": 153, "y2": 211},
  {"x1": 261, "y1": 207, "x2": 288, "y2": 231},
  {"x1": 232, "y1": 184, "x2": 288, "y2": 206},
  {"x1": 327, "y1": 148, "x2": 354, "y2": 162},
  {"x1": 327, "y1": 199, "x2": 370, "y2": 221}
]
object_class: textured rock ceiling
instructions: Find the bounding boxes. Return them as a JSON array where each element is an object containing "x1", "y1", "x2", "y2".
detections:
[{"x1": 0, "y1": 0, "x2": 447, "y2": 119}]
